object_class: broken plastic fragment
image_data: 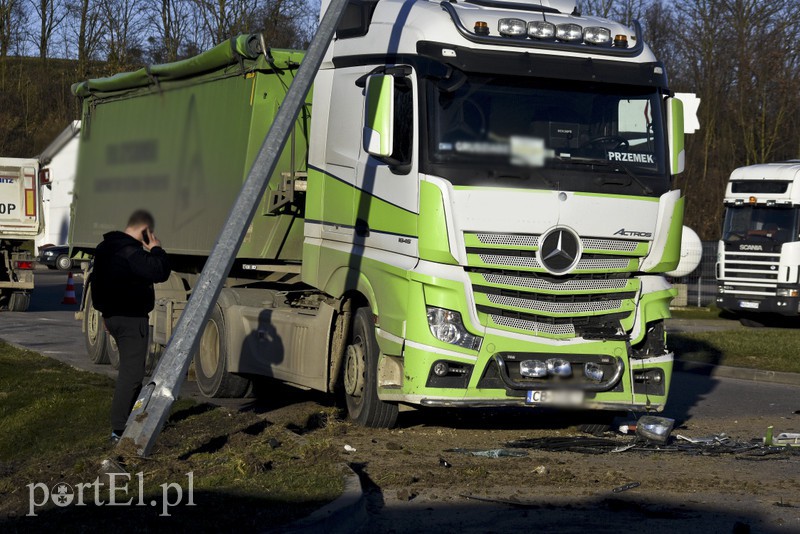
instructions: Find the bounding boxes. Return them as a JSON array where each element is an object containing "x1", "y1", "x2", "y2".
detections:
[
  {"x1": 344, "y1": 444, "x2": 356, "y2": 453},
  {"x1": 446, "y1": 448, "x2": 528, "y2": 458},
  {"x1": 612, "y1": 481, "x2": 641, "y2": 493}
]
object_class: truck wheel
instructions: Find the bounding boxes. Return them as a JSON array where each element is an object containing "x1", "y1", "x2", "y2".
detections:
[
  {"x1": 84, "y1": 288, "x2": 109, "y2": 364},
  {"x1": 343, "y1": 307, "x2": 399, "y2": 428},
  {"x1": 194, "y1": 305, "x2": 250, "y2": 398},
  {"x1": 56, "y1": 254, "x2": 73, "y2": 271},
  {"x1": 107, "y1": 335, "x2": 120, "y2": 370},
  {"x1": 8, "y1": 292, "x2": 30, "y2": 312}
]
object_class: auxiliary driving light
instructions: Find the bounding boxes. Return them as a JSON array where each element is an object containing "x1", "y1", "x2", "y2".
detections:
[
  {"x1": 520, "y1": 359, "x2": 548, "y2": 378},
  {"x1": 498, "y1": 18, "x2": 527, "y2": 37},
  {"x1": 433, "y1": 361, "x2": 450, "y2": 377},
  {"x1": 527, "y1": 21, "x2": 556, "y2": 40},
  {"x1": 584, "y1": 361, "x2": 604, "y2": 381},
  {"x1": 583, "y1": 26, "x2": 611, "y2": 45},
  {"x1": 546, "y1": 358, "x2": 572, "y2": 377},
  {"x1": 556, "y1": 24, "x2": 583, "y2": 42}
]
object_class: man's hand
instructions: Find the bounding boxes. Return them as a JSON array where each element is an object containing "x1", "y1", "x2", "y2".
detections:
[{"x1": 142, "y1": 227, "x2": 162, "y2": 250}]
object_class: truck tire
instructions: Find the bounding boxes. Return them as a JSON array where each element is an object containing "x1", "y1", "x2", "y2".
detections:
[
  {"x1": 194, "y1": 305, "x2": 250, "y2": 398},
  {"x1": 56, "y1": 254, "x2": 73, "y2": 271},
  {"x1": 107, "y1": 335, "x2": 120, "y2": 370},
  {"x1": 343, "y1": 307, "x2": 399, "y2": 428},
  {"x1": 8, "y1": 292, "x2": 30, "y2": 312},
  {"x1": 84, "y1": 288, "x2": 110, "y2": 364}
]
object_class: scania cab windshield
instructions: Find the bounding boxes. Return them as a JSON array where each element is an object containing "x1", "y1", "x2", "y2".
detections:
[
  {"x1": 723, "y1": 205, "x2": 799, "y2": 244},
  {"x1": 421, "y1": 73, "x2": 669, "y2": 195}
]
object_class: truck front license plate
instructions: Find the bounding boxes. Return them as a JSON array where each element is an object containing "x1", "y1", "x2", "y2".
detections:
[
  {"x1": 526, "y1": 390, "x2": 584, "y2": 405},
  {"x1": 739, "y1": 300, "x2": 760, "y2": 309}
]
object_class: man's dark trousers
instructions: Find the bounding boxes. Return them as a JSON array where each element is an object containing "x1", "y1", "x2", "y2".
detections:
[{"x1": 105, "y1": 316, "x2": 149, "y2": 433}]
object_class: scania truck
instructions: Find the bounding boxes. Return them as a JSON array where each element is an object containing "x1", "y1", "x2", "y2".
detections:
[
  {"x1": 716, "y1": 161, "x2": 800, "y2": 323},
  {"x1": 0, "y1": 157, "x2": 40, "y2": 311},
  {"x1": 70, "y1": 0, "x2": 697, "y2": 427}
]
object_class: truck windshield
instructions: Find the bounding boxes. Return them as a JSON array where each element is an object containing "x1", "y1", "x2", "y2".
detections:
[
  {"x1": 723, "y1": 205, "x2": 799, "y2": 244},
  {"x1": 422, "y1": 73, "x2": 668, "y2": 194}
]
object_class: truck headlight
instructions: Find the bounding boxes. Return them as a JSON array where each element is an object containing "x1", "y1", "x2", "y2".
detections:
[
  {"x1": 426, "y1": 307, "x2": 482, "y2": 351},
  {"x1": 777, "y1": 289, "x2": 799, "y2": 297}
]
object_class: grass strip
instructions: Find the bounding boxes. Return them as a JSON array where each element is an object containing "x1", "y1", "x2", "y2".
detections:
[
  {"x1": 0, "y1": 342, "x2": 343, "y2": 529},
  {"x1": 671, "y1": 329, "x2": 800, "y2": 374}
]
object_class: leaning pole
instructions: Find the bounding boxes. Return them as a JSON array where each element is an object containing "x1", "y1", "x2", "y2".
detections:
[{"x1": 120, "y1": 0, "x2": 351, "y2": 457}]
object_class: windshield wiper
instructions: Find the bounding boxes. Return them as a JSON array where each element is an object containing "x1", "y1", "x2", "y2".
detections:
[{"x1": 553, "y1": 156, "x2": 653, "y2": 195}]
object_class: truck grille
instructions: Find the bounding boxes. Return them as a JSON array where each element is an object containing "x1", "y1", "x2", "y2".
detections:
[
  {"x1": 465, "y1": 231, "x2": 645, "y2": 340},
  {"x1": 719, "y1": 251, "x2": 780, "y2": 289}
]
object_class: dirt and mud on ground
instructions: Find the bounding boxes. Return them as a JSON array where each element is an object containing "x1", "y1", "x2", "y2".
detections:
[{"x1": 3, "y1": 347, "x2": 799, "y2": 533}]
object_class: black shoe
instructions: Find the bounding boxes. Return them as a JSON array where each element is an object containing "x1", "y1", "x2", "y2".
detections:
[{"x1": 110, "y1": 432, "x2": 122, "y2": 445}]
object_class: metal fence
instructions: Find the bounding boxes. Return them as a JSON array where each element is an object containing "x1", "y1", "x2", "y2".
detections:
[{"x1": 670, "y1": 241, "x2": 718, "y2": 307}]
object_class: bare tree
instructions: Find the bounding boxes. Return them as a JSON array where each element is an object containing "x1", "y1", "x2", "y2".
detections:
[
  {"x1": 28, "y1": 0, "x2": 68, "y2": 58},
  {"x1": 190, "y1": 0, "x2": 258, "y2": 50},
  {"x1": 145, "y1": 0, "x2": 193, "y2": 63},
  {"x1": 98, "y1": 0, "x2": 146, "y2": 69},
  {"x1": 64, "y1": 0, "x2": 103, "y2": 78}
]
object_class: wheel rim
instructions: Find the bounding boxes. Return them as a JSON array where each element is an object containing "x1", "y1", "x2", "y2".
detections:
[
  {"x1": 88, "y1": 307, "x2": 100, "y2": 344},
  {"x1": 57, "y1": 256, "x2": 71, "y2": 270},
  {"x1": 199, "y1": 321, "x2": 220, "y2": 378},
  {"x1": 343, "y1": 340, "x2": 365, "y2": 398}
]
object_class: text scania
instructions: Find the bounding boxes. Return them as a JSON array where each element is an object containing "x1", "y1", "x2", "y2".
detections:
[
  {"x1": 614, "y1": 228, "x2": 653, "y2": 238},
  {"x1": 608, "y1": 152, "x2": 655, "y2": 164},
  {"x1": 739, "y1": 244, "x2": 764, "y2": 251},
  {"x1": 27, "y1": 472, "x2": 195, "y2": 517}
]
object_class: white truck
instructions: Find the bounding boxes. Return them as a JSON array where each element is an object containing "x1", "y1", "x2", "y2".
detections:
[
  {"x1": 716, "y1": 161, "x2": 800, "y2": 322},
  {"x1": 0, "y1": 157, "x2": 40, "y2": 311},
  {"x1": 36, "y1": 121, "x2": 81, "y2": 252}
]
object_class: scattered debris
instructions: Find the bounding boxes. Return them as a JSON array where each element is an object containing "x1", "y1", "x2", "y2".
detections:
[
  {"x1": 635, "y1": 416, "x2": 675, "y2": 444},
  {"x1": 445, "y1": 448, "x2": 528, "y2": 458},
  {"x1": 268, "y1": 437, "x2": 281, "y2": 449},
  {"x1": 343, "y1": 444, "x2": 356, "y2": 453},
  {"x1": 507, "y1": 436, "x2": 627, "y2": 454},
  {"x1": 533, "y1": 465, "x2": 549, "y2": 475},
  {"x1": 439, "y1": 458, "x2": 452, "y2": 468},
  {"x1": 764, "y1": 426, "x2": 800, "y2": 447},
  {"x1": 618, "y1": 423, "x2": 636, "y2": 435},
  {"x1": 612, "y1": 481, "x2": 640, "y2": 493}
]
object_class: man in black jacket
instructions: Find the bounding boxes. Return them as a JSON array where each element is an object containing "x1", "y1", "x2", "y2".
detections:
[{"x1": 91, "y1": 210, "x2": 171, "y2": 443}]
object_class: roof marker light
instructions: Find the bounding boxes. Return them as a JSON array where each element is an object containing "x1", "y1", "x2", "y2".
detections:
[
  {"x1": 614, "y1": 34, "x2": 628, "y2": 47},
  {"x1": 474, "y1": 21, "x2": 489, "y2": 36}
]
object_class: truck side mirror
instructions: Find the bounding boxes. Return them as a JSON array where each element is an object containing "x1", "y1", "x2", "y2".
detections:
[
  {"x1": 666, "y1": 96, "x2": 685, "y2": 175},
  {"x1": 363, "y1": 74, "x2": 394, "y2": 157}
]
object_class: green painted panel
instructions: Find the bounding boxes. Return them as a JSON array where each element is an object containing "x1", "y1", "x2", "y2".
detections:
[{"x1": 419, "y1": 181, "x2": 457, "y2": 264}]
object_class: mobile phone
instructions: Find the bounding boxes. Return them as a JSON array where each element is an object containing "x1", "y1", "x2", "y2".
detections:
[{"x1": 142, "y1": 229, "x2": 150, "y2": 245}]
